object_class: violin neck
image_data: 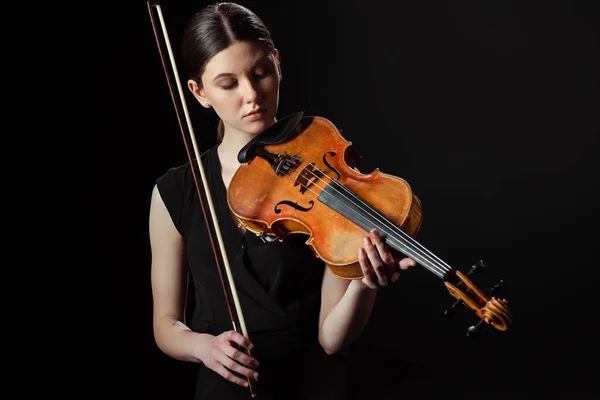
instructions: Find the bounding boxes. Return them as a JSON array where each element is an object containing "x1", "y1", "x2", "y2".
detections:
[
  {"x1": 380, "y1": 228, "x2": 452, "y2": 280},
  {"x1": 319, "y1": 180, "x2": 453, "y2": 280}
]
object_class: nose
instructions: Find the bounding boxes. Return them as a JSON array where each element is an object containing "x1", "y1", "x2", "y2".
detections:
[{"x1": 241, "y1": 78, "x2": 262, "y2": 104}]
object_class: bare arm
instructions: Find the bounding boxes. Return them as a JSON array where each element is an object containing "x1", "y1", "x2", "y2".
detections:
[
  {"x1": 318, "y1": 229, "x2": 417, "y2": 355},
  {"x1": 318, "y1": 269, "x2": 377, "y2": 355},
  {"x1": 149, "y1": 184, "x2": 259, "y2": 386},
  {"x1": 149, "y1": 184, "x2": 213, "y2": 362}
]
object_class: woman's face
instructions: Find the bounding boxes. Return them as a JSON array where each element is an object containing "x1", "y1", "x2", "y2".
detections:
[{"x1": 190, "y1": 41, "x2": 281, "y2": 138}]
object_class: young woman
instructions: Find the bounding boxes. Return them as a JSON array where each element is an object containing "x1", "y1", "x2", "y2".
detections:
[{"x1": 148, "y1": 2, "x2": 417, "y2": 399}]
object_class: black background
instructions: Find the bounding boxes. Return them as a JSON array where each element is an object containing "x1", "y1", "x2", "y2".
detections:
[{"x1": 97, "y1": 0, "x2": 599, "y2": 398}]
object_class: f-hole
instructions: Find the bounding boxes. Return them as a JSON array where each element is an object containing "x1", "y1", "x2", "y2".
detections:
[
  {"x1": 323, "y1": 152, "x2": 341, "y2": 179},
  {"x1": 274, "y1": 200, "x2": 314, "y2": 214}
]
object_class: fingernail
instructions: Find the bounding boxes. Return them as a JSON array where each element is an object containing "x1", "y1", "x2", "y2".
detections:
[{"x1": 254, "y1": 373, "x2": 259, "y2": 380}]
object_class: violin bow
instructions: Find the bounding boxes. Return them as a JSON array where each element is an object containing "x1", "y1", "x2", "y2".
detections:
[{"x1": 146, "y1": 1, "x2": 257, "y2": 397}]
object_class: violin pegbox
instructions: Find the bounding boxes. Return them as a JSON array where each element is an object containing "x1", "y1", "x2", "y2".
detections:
[{"x1": 442, "y1": 260, "x2": 513, "y2": 338}]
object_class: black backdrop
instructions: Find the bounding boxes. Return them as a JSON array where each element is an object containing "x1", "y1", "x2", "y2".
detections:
[{"x1": 98, "y1": 0, "x2": 599, "y2": 398}]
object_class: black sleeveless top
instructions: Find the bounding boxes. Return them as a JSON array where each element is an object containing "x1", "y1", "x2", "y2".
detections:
[{"x1": 156, "y1": 145, "x2": 348, "y2": 399}]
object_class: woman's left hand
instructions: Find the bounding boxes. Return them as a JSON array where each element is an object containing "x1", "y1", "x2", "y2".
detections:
[{"x1": 357, "y1": 228, "x2": 417, "y2": 289}]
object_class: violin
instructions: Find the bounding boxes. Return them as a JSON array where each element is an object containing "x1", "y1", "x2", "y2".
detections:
[
  {"x1": 228, "y1": 111, "x2": 513, "y2": 337},
  {"x1": 146, "y1": 2, "x2": 509, "y2": 395}
]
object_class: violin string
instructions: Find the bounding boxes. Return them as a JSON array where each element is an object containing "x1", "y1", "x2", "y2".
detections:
[
  {"x1": 300, "y1": 180, "x2": 450, "y2": 277},
  {"x1": 297, "y1": 179, "x2": 448, "y2": 278},
  {"x1": 282, "y1": 158, "x2": 444, "y2": 270},
  {"x1": 275, "y1": 156, "x2": 451, "y2": 275},
  {"x1": 330, "y1": 179, "x2": 452, "y2": 276},
  {"x1": 288, "y1": 160, "x2": 451, "y2": 277}
]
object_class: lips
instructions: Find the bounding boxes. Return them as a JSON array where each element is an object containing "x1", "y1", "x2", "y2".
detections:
[{"x1": 244, "y1": 108, "x2": 266, "y2": 118}]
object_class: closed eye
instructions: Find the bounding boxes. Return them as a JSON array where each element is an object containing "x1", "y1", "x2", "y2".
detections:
[
  {"x1": 220, "y1": 82, "x2": 237, "y2": 90},
  {"x1": 218, "y1": 65, "x2": 274, "y2": 90},
  {"x1": 255, "y1": 66, "x2": 272, "y2": 78}
]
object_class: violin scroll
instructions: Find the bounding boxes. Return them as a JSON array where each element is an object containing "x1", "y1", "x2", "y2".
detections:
[{"x1": 443, "y1": 260, "x2": 513, "y2": 338}]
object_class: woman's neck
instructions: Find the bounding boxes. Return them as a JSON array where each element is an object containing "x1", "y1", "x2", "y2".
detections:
[
  {"x1": 217, "y1": 119, "x2": 277, "y2": 173},
  {"x1": 217, "y1": 130, "x2": 256, "y2": 174}
]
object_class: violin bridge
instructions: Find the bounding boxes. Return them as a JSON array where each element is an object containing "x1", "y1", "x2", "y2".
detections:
[{"x1": 295, "y1": 162, "x2": 324, "y2": 194}]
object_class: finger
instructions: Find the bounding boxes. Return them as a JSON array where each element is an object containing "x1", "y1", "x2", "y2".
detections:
[
  {"x1": 217, "y1": 349, "x2": 259, "y2": 381},
  {"x1": 219, "y1": 341, "x2": 260, "y2": 372},
  {"x1": 214, "y1": 364, "x2": 251, "y2": 387},
  {"x1": 226, "y1": 330, "x2": 254, "y2": 352},
  {"x1": 358, "y1": 248, "x2": 378, "y2": 289},
  {"x1": 363, "y1": 236, "x2": 388, "y2": 286},
  {"x1": 370, "y1": 229, "x2": 399, "y2": 282},
  {"x1": 399, "y1": 257, "x2": 417, "y2": 271}
]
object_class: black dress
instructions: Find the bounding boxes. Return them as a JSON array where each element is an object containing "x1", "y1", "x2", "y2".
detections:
[{"x1": 156, "y1": 145, "x2": 348, "y2": 400}]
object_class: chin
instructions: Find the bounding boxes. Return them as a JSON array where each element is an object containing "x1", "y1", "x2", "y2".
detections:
[{"x1": 245, "y1": 116, "x2": 276, "y2": 134}]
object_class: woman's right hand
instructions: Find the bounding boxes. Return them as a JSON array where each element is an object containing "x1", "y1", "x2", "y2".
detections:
[{"x1": 198, "y1": 330, "x2": 259, "y2": 387}]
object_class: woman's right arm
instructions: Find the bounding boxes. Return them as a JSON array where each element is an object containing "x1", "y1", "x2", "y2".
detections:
[
  {"x1": 149, "y1": 184, "x2": 259, "y2": 386},
  {"x1": 149, "y1": 184, "x2": 212, "y2": 362}
]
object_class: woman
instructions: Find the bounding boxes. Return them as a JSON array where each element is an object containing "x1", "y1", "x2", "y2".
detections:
[{"x1": 148, "y1": 2, "x2": 417, "y2": 399}]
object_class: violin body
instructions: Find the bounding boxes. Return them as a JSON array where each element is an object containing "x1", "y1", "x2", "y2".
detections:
[
  {"x1": 228, "y1": 116, "x2": 423, "y2": 278},
  {"x1": 228, "y1": 114, "x2": 512, "y2": 335}
]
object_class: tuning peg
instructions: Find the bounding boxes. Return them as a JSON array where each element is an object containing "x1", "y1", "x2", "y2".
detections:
[
  {"x1": 467, "y1": 319, "x2": 486, "y2": 338},
  {"x1": 467, "y1": 260, "x2": 485, "y2": 276},
  {"x1": 489, "y1": 280, "x2": 504, "y2": 295},
  {"x1": 443, "y1": 299, "x2": 461, "y2": 319},
  {"x1": 443, "y1": 296, "x2": 465, "y2": 319},
  {"x1": 443, "y1": 260, "x2": 486, "y2": 319}
]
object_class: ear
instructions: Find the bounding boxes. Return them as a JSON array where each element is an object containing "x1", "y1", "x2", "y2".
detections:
[
  {"x1": 188, "y1": 79, "x2": 211, "y2": 108},
  {"x1": 273, "y1": 48, "x2": 282, "y2": 81}
]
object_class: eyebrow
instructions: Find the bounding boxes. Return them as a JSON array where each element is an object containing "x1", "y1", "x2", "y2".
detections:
[{"x1": 211, "y1": 55, "x2": 271, "y2": 83}]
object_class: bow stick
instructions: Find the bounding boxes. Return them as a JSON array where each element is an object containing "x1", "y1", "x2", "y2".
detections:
[{"x1": 146, "y1": 1, "x2": 257, "y2": 396}]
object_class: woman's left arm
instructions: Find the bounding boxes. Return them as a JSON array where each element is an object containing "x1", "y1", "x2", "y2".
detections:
[{"x1": 318, "y1": 228, "x2": 417, "y2": 355}]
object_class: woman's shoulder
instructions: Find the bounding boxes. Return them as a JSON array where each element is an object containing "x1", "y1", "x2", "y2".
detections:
[
  {"x1": 153, "y1": 145, "x2": 218, "y2": 229},
  {"x1": 156, "y1": 145, "x2": 217, "y2": 187},
  {"x1": 158, "y1": 161, "x2": 192, "y2": 182},
  {"x1": 155, "y1": 162, "x2": 192, "y2": 195}
]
